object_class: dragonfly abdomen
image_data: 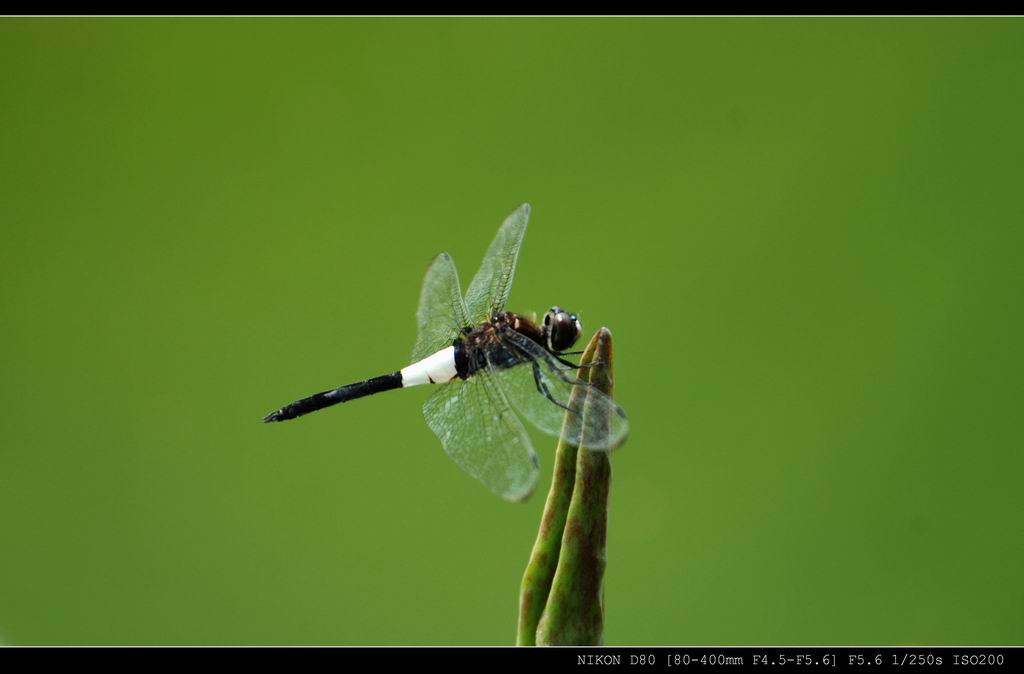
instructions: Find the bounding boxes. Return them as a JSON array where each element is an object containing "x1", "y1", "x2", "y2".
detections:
[
  {"x1": 263, "y1": 372, "x2": 403, "y2": 422},
  {"x1": 265, "y1": 346, "x2": 463, "y2": 423},
  {"x1": 401, "y1": 345, "x2": 460, "y2": 386}
]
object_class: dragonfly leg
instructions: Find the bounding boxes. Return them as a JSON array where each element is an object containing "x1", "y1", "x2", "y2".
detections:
[
  {"x1": 533, "y1": 361, "x2": 576, "y2": 414},
  {"x1": 550, "y1": 347, "x2": 609, "y2": 370},
  {"x1": 552, "y1": 353, "x2": 584, "y2": 369},
  {"x1": 553, "y1": 357, "x2": 608, "y2": 372}
]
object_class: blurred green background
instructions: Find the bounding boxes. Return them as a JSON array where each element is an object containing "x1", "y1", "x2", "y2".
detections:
[{"x1": 1, "y1": 18, "x2": 1022, "y2": 646}]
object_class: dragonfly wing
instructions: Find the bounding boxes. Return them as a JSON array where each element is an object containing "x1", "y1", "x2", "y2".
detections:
[
  {"x1": 464, "y1": 203, "x2": 530, "y2": 323},
  {"x1": 487, "y1": 330, "x2": 629, "y2": 451},
  {"x1": 412, "y1": 252, "x2": 471, "y2": 363},
  {"x1": 422, "y1": 374, "x2": 539, "y2": 502}
]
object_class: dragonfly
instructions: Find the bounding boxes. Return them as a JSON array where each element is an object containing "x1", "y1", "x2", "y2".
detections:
[{"x1": 263, "y1": 204, "x2": 628, "y2": 501}]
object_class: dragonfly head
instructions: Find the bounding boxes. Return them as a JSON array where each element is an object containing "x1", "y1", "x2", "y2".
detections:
[{"x1": 543, "y1": 306, "x2": 582, "y2": 352}]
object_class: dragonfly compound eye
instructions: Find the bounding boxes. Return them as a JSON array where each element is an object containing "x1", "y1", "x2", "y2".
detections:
[{"x1": 547, "y1": 309, "x2": 581, "y2": 352}]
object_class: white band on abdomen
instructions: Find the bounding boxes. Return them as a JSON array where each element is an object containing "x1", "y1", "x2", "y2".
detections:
[{"x1": 400, "y1": 346, "x2": 458, "y2": 387}]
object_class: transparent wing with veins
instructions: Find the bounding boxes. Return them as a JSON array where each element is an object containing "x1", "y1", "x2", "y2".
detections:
[
  {"x1": 412, "y1": 248, "x2": 539, "y2": 501},
  {"x1": 485, "y1": 329, "x2": 629, "y2": 451},
  {"x1": 464, "y1": 203, "x2": 530, "y2": 323},
  {"x1": 411, "y1": 252, "x2": 471, "y2": 363},
  {"x1": 422, "y1": 373, "x2": 539, "y2": 502}
]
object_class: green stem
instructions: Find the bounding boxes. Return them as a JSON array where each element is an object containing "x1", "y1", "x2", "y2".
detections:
[{"x1": 517, "y1": 328, "x2": 616, "y2": 646}]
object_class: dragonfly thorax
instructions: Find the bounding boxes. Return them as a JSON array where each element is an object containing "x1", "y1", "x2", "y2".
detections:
[
  {"x1": 455, "y1": 312, "x2": 544, "y2": 378},
  {"x1": 452, "y1": 309, "x2": 581, "y2": 381}
]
